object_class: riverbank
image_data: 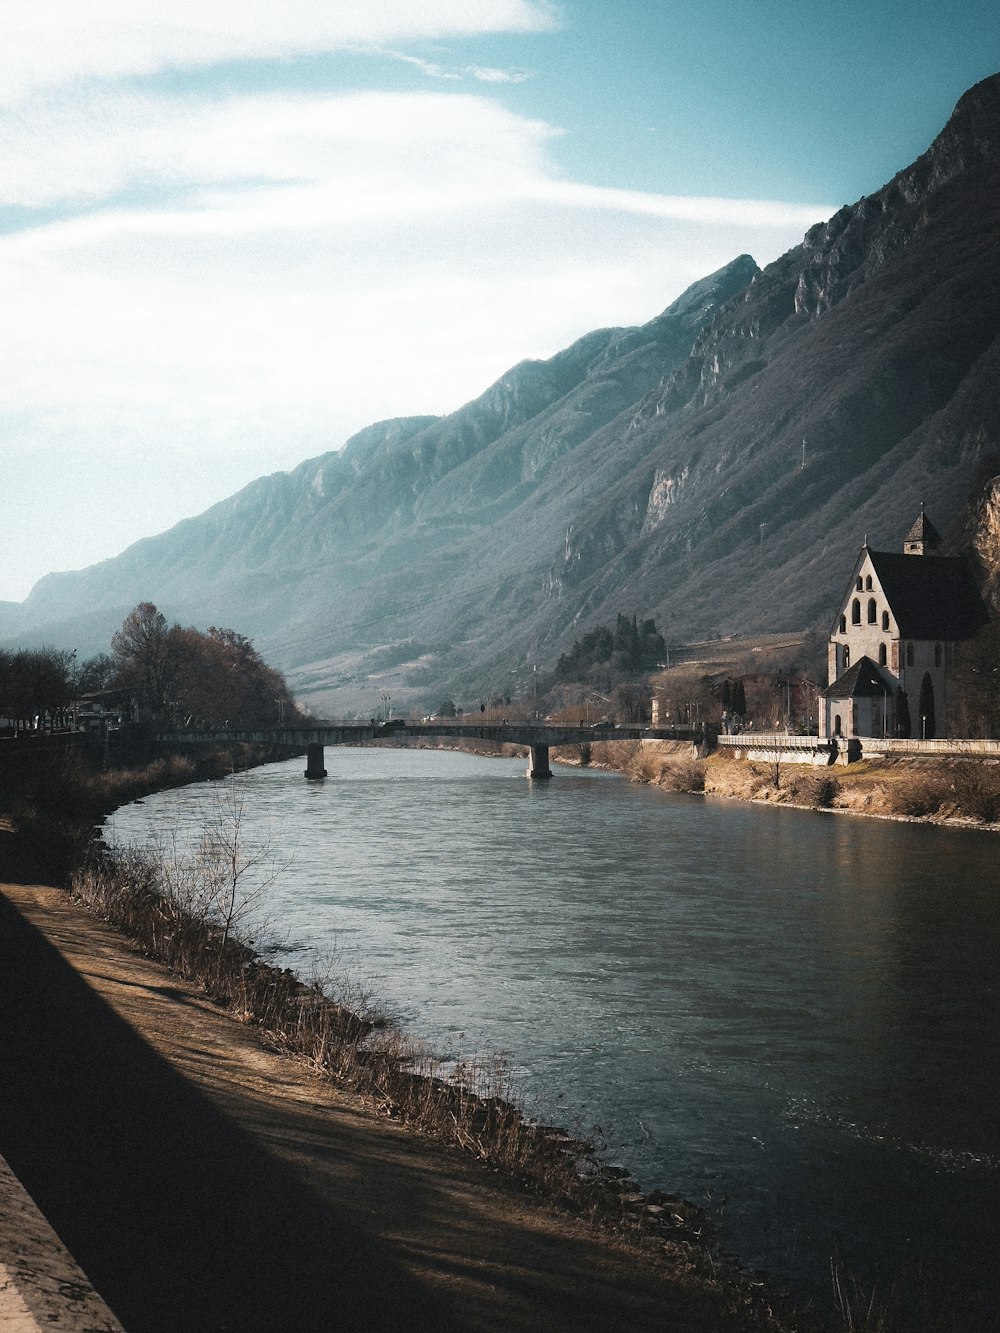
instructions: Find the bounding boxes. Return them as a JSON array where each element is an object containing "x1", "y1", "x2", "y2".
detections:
[
  {"x1": 590, "y1": 739, "x2": 1000, "y2": 833},
  {"x1": 0, "y1": 756, "x2": 817, "y2": 1332}
]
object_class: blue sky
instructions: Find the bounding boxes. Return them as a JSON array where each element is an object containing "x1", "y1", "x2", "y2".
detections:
[{"x1": 2, "y1": 1, "x2": 998, "y2": 604}]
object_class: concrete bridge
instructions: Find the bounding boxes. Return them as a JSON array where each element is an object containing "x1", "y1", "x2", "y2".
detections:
[{"x1": 156, "y1": 721, "x2": 696, "y2": 780}]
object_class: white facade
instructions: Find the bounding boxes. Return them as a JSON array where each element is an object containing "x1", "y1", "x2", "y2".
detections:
[{"x1": 822, "y1": 547, "x2": 950, "y2": 739}]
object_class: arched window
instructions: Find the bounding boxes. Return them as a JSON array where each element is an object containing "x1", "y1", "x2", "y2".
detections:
[
  {"x1": 906, "y1": 642, "x2": 915, "y2": 666},
  {"x1": 840, "y1": 614, "x2": 847, "y2": 634},
  {"x1": 834, "y1": 714, "x2": 842, "y2": 735},
  {"x1": 852, "y1": 599, "x2": 861, "y2": 624},
  {"x1": 878, "y1": 643, "x2": 887, "y2": 666},
  {"x1": 882, "y1": 610, "x2": 890, "y2": 631},
  {"x1": 934, "y1": 642, "x2": 942, "y2": 667},
  {"x1": 856, "y1": 577, "x2": 863, "y2": 591},
  {"x1": 865, "y1": 575, "x2": 873, "y2": 590},
  {"x1": 843, "y1": 646, "x2": 851, "y2": 669},
  {"x1": 867, "y1": 598, "x2": 877, "y2": 624}
]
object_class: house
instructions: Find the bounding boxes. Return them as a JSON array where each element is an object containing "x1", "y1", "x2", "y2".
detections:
[{"x1": 820, "y1": 510, "x2": 988, "y2": 740}]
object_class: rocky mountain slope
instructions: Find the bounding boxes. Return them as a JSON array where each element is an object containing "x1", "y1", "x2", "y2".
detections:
[{"x1": 4, "y1": 74, "x2": 999, "y2": 714}]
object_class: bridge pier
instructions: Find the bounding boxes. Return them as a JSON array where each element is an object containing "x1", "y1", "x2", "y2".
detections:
[
  {"x1": 526, "y1": 743, "x2": 552, "y2": 780},
  {"x1": 304, "y1": 743, "x2": 327, "y2": 780}
]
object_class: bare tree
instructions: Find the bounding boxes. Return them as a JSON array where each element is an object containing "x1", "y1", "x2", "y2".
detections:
[
  {"x1": 196, "y1": 777, "x2": 283, "y2": 952},
  {"x1": 112, "y1": 602, "x2": 174, "y2": 718}
]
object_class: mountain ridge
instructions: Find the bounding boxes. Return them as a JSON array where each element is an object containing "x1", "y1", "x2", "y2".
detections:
[{"x1": 3, "y1": 74, "x2": 999, "y2": 714}]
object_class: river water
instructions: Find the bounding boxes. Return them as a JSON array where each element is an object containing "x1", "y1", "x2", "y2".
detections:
[{"x1": 108, "y1": 748, "x2": 1000, "y2": 1311}]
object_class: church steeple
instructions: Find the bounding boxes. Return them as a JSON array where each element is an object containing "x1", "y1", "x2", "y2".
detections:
[{"x1": 903, "y1": 504, "x2": 942, "y2": 556}]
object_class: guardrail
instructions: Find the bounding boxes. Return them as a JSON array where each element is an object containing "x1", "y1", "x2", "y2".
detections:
[
  {"x1": 716, "y1": 733, "x2": 821, "y2": 749},
  {"x1": 717, "y1": 733, "x2": 1000, "y2": 763},
  {"x1": 860, "y1": 736, "x2": 1000, "y2": 758}
]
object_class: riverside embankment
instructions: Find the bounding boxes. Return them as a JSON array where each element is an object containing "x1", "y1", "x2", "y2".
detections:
[
  {"x1": 1, "y1": 751, "x2": 812, "y2": 1333},
  {"x1": 610, "y1": 738, "x2": 1000, "y2": 832}
]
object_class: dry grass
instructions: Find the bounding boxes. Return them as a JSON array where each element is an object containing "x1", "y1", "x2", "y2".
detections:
[
  {"x1": 782, "y1": 771, "x2": 839, "y2": 808},
  {"x1": 947, "y1": 762, "x2": 1000, "y2": 823},
  {"x1": 657, "y1": 757, "x2": 707, "y2": 792},
  {"x1": 886, "y1": 772, "x2": 950, "y2": 818},
  {"x1": 622, "y1": 743, "x2": 705, "y2": 792},
  {"x1": 829, "y1": 1255, "x2": 1000, "y2": 1333}
]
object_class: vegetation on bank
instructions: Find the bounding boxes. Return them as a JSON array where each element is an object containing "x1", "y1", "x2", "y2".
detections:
[
  {"x1": 601, "y1": 738, "x2": 1000, "y2": 830},
  {"x1": 6, "y1": 745, "x2": 279, "y2": 880},
  {"x1": 1, "y1": 601, "x2": 300, "y2": 734}
]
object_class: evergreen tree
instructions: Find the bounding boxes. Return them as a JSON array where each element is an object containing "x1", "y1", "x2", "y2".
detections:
[
  {"x1": 918, "y1": 672, "x2": 936, "y2": 739},
  {"x1": 896, "y1": 688, "x2": 911, "y2": 738},
  {"x1": 731, "y1": 678, "x2": 747, "y2": 717}
]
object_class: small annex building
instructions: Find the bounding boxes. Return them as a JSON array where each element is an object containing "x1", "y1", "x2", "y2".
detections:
[{"x1": 820, "y1": 510, "x2": 988, "y2": 741}]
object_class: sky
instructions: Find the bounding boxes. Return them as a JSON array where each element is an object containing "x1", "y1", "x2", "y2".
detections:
[{"x1": 2, "y1": 1, "x2": 998, "y2": 604}]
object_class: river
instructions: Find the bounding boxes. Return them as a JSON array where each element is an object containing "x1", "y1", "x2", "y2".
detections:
[{"x1": 108, "y1": 746, "x2": 1000, "y2": 1314}]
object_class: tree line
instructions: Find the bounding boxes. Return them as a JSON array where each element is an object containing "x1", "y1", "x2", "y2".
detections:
[
  {"x1": 550, "y1": 614, "x2": 666, "y2": 686},
  {"x1": 1, "y1": 602, "x2": 298, "y2": 731}
]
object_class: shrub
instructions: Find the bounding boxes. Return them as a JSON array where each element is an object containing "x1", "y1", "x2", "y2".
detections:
[
  {"x1": 658, "y1": 757, "x2": 706, "y2": 792},
  {"x1": 799, "y1": 772, "x2": 838, "y2": 808},
  {"x1": 888, "y1": 773, "x2": 948, "y2": 818},
  {"x1": 949, "y1": 762, "x2": 1000, "y2": 823}
]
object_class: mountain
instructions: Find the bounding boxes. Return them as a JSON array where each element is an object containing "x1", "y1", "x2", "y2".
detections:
[{"x1": 3, "y1": 74, "x2": 1000, "y2": 714}]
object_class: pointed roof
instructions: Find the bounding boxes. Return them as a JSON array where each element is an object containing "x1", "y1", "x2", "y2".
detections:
[
  {"x1": 822, "y1": 656, "x2": 893, "y2": 699},
  {"x1": 903, "y1": 507, "x2": 943, "y2": 553},
  {"x1": 867, "y1": 548, "x2": 987, "y2": 639}
]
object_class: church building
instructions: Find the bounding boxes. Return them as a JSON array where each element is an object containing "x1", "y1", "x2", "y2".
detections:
[{"x1": 820, "y1": 510, "x2": 987, "y2": 741}]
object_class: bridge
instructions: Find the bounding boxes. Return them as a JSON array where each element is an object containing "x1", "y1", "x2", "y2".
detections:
[{"x1": 156, "y1": 721, "x2": 697, "y2": 779}]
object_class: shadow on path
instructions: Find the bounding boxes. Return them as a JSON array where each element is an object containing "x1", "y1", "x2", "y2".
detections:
[{"x1": 0, "y1": 890, "x2": 460, "y2": 1333}]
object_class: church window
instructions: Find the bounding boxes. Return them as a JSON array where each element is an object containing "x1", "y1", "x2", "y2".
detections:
[
  {"x1": 878, "y1": 643, "x2": 887, "y2": 666},
  {"x1": 856, "y1": 577, "x2": 863, "y2": 591},
  {"x1": 834, "y1": 714, "x2": 842, "y2": 735},
  {"x1": 851, "y1": 599, "x2": 861, "y2": 624},
  {"x1": 906, "y1": 642, "x2": 915, "y2": 666},
  {"x1": 840, "y1": 614, "x2": 847, "y2": 634},
  {"x1": 865, "y1": 575, "x2": 873, "y2": 590},
  {"x1": 882, "y1": 610, "x2": 890, "y2": 631},
  {"x1": 843, "y1": 646, "x2": 851, "y2": 669},
  {"x1": 867, "y1": 598, "x2": 877, "y2": 624},
  {"x1": 935, "y1": 642, "x2": 942, "y2": 667}
]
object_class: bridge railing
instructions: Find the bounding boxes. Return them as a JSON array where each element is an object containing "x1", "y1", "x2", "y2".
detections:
[{"x1": 156, "y1": 722, "x2": 701, "y2": 747}]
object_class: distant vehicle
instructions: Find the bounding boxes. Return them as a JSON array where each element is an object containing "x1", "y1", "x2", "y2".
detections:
[
  {"x1": 381, "y1": 718, "x2": 407, "y2": 730},
  {"x1": 591, "y1": 719, "x2": 615, "y2": 730}
]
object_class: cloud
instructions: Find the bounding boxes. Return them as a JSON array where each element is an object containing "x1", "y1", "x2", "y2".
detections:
[
  {"x1": 2, "y1": 0, "x2": 560, "y2": 103},
  {"x1": 2, "y1": 85, "x2": 828, "y2": 242},
  {"x1": 370, "y1": 48, "x2": 532, "y2": 85},
  {"x1": 0, "y1": 12, "x2": 837, "y2": 603},
  {"x1": 1, "y1": 89, "x2": 559, "y2": 216},
  {"x1": 0, "y1": 83, "x2": 832, "y2": 446},
  {"x1": 469, "y1": 66, "x2": 531, "y2": 84}
]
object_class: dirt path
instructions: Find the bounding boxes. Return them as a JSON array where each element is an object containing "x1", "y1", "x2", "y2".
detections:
[{"x1": 0, "y1": 833, "x2": 765, "y2": 1333}]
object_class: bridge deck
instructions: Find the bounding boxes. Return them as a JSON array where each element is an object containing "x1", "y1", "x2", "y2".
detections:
[{"x1": 158, "y1": 722, "x2": 698, "y2": 747}]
